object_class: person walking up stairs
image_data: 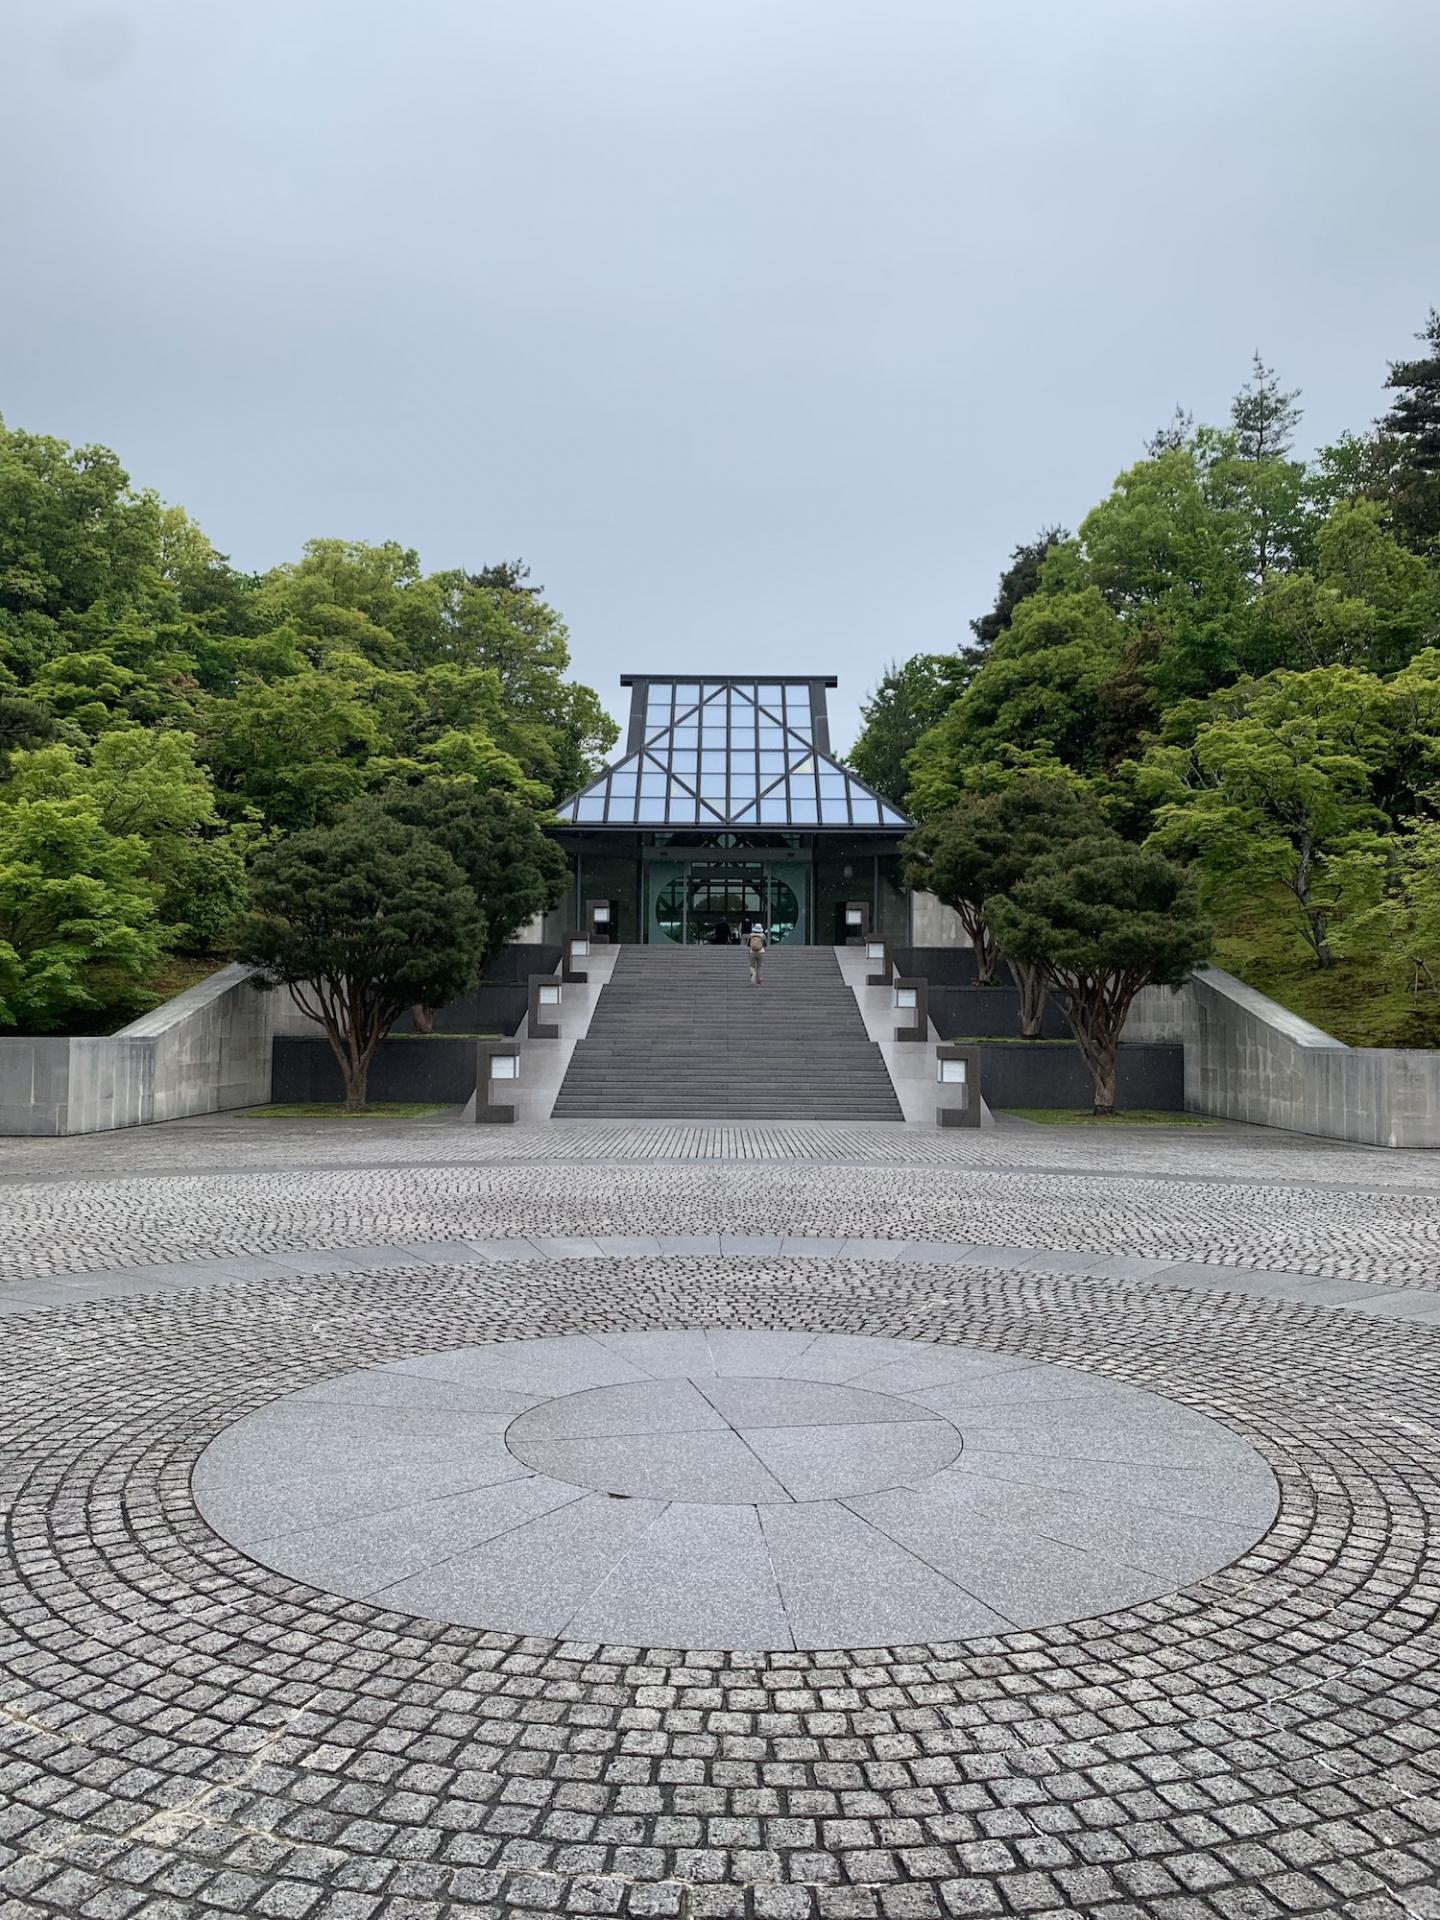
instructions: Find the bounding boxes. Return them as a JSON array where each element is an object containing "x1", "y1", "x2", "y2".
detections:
[{"x1": 747, "y1": 924, "x2": 766, "y2": 988}]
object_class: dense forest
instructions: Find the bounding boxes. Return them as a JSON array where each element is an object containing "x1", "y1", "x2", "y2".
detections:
[
  {"x1": 0, "y1": 421, "x2": 615, "y2": 1037},
  {"x1": 852, "y1": 311, "x2": 1440, "y2": 1047}
]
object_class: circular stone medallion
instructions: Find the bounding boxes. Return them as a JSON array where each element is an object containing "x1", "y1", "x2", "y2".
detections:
[
  {"x1": 194, "y1": 1329, "x2": 1278, "y2": 1650},
  {"x1": 504, "y1": 1374, "x2": 964, "y2": 1501}
]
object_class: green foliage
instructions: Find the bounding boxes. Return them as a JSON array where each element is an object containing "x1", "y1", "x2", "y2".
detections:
[
  {"x1": 907, "y1": 590, "x2": 1125, "y2": 810},
  {"x1": 967, "y1": 528, "x2": 1068, "y2": 658},
  {"x1": 902, "y1": 778, "x2": 1102, "y2": 991},
  {"x1": 848, "y1": 654, "x2": 965, "y2": 809},
  {"x1": 1382, "y1": 308, "x2": 1440, "y2": 549},
  {"x1": 237, "y1": 817, "x2": 485, "y2": 1108},
  {"x1": 1141, "y1": 667, "x2": 1391, "y2": 967},
  {"x1": 1329, "y1": 823, "x2": 1440, "y2": 1024},
  {"x1": 867, "y1": 318, "x2": 1440, "y2": 1036},
  {"x1": 0, "y1": 798, "x2": 164, "y2": 1031},
  {"x1": 5, "y1": 730, "x2": 254, "y2": 949},
  {"x1": 0, "y1": 412, "x2": 612, "y2": 1032},
  {"x1": 357, "y1": 783, "x2": 570, "y2": 966},
  {"x1": 987, "y1": 838, "x2": 1211, "y2": 1113}
]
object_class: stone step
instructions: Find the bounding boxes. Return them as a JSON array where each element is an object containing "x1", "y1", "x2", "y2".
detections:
[{"x1": 552, "y1": 944, "x2": 903, "y2": 1121}]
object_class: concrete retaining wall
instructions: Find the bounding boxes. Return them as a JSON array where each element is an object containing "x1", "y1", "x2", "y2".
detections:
[
  {"x1": 971, "y1": 1041, "x2": 1185, "y2": 1112},
  {"x1": 272, "y1": 1035, "x2": 479, "y2": 1105},
  {"x1": 0, "y1": 964, "x2": 273, "y2": 1136},
  {"x1": 1185, "y1": 966, "x2": 1440, "y2": 1148},
  {"x1": 908, "y1": 892, "x2": 972, "y2": 947}
]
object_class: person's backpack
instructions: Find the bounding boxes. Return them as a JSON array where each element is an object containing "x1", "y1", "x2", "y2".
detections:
[{"x1": 748, "y1": 931, "x2": 765, "y2": 955}]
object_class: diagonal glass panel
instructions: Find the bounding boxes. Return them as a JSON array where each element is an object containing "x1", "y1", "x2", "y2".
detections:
[{"x1": 559, "y1": 679, "x2": 913, "y2": 829}]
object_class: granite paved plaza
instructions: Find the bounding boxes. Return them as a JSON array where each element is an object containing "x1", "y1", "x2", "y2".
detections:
[{"x1": 3, "y1": 1117, "x2": 1440, "y2": 1919}]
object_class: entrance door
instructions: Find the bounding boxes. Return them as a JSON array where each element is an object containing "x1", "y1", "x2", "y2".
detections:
[{"x1": 649, "y1": 862, "x2": 808, "y2": 943}]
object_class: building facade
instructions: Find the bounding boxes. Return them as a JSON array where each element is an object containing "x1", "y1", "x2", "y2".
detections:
[{"x1": 548, "y1": 674, "x2": 914, "y2": 945}]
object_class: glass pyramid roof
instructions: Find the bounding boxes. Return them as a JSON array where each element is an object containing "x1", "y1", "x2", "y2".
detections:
[{"x1": 555, "y1": 678, "x2": 911, "y2": 832}]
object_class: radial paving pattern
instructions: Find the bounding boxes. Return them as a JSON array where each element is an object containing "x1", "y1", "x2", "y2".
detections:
[
  {"x1": 3, "y1": 1116, "x2": 1440, "y2": 1919},
  {"x1": 195, "y1": 1330, "x2": 1276, "y2": 1650}
]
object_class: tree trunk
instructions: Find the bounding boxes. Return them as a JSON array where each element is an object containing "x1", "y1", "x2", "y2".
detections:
[
  {"x1": 1056, "y1": 986, "x2": 1127, "y2": 1117},
  {"x1": 957, "y1": 907, "x2": 998, "y2": 984},
  {"x1": 1090, "y1": 1055, "x2": 1118, "y2": 1116},
  {"x1": 1007, "y1": 957, "x2": 1048, "y2": 1038},
  {"x1": 412, "y1": 1003, "x2": 434, "y2": 1034}
]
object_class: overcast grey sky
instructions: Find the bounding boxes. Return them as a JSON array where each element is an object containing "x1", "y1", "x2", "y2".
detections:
[{"x1": 3, "y1": 1, "x2": 1437, "y2": 749}]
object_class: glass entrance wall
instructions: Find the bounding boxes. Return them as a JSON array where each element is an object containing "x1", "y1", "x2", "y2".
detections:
[
  {"x1": 649, "y1": 861, "x2": 805, "y2": 944},
  {"x1": 552, "y1": 831, "x2": 908, "y2": 945}
]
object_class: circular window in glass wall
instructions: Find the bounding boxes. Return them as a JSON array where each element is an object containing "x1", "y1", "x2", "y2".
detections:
[{"x1": 654, "y1": 871, "x2": 800, "y2": 944}]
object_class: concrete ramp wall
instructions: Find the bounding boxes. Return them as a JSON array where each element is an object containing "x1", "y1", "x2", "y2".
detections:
[
  {"x1": 0, "y1": 964, "x2": 273, "y2": 1136},
  {"x1": 1185, "y1": 966, "x2": 1440, "y2": 1148}
]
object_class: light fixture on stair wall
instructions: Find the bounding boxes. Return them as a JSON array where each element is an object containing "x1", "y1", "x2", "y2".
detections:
[{"x1": 474, "y1": 1040, "x2": 521, "y2": 1124}]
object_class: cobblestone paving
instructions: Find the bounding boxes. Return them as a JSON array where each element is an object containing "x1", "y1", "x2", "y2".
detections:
[
  {"x1": 5, "y1": 1116, "x2": 1440, "y2": 1189},
  {"x1": 4, "y1": 1158, "x2": 1440, "y2": 1286},
  {"x1": 2, "y1": 1123, "x2": 1439, "y2": 1917}
]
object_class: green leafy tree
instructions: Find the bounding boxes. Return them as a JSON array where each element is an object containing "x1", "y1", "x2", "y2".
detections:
[
  {"x1": 361, "y1": 784, "x2": 568, "y2": 965},
  {"x1": 1141, "y1": 667, "x2": 1391, "y2": 967},
  {"x1": 1381, "y1": 308, "x2": 1440, "y2": 550},
  {"x1": 251, "y1": 543, "x2": 617, "y2": 798},
  {"x1": 0, "y1": 418, "x2": 164, "y2": 676},
  {"x1": 849, "y1": 655, "x2": 964, "y2": 809},
  {"x1": 1076, "y1": 441, "x2": 1255, "y2": 703},
  {"x1": 0, "y1": 799, "x2": 164, "y2": 1031},
  {"x1": 0, "y1": 694, "x2": 58, "y2": 771},
  {"x1": 908, "y1": 589, "x2": 1126, "y2": 812},
  {"x1": 967, "y1": 527, "x2": 1068, "y2": 659},
  {"x1": 1331, "y1": 822, "x2": 1440, "y2": 1029},
  {"x1": 987, "y1": 840, "x2": 1211, "y2": 1114},
  {"x1": 356, "y1": 783, "x2": 569, "y2": 1027},
  {"x1": 237, "y1": 817, "x2": 484, "y2": 1109},
  {"x1": 5, "y1": 730, "x2": 251, "y2": 948},
  {"x1": 903, "y1": 778, "x2": 1103, "y2": 1027},
  {"x1": 203, "y1": 671, "x2": 379, "y2": 830},
  {"x1": 1222, "y1": 353, "x2": 1309, "y2": 581}
]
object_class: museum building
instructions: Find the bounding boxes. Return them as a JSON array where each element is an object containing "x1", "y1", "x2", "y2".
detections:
[{"x1": 547, "y1": 673, "x2": 918, "y2": 946}]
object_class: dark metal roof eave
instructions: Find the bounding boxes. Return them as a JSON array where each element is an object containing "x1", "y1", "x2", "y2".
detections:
[{"x1": 544, "y1": 818, "x2": 913, "y2": 836}]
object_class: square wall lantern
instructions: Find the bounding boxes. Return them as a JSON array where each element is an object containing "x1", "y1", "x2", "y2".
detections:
[
  {"x1": 538, "y1": 983, "x2": 562, "y2": 1007},
  {"x1": 936, "y1": 1044, "x2": 980, "y2": 1127},
  {"x1": 845, "y1": 908, "x2": 864, "y2": 927},
  {"x1": 475, "y1": 1038, "x2": 521, "y2": 1123},
  {"x1": 894, "y1": 986, "x2": 918, "y2": 1010},
  {"x1": 571, "y1": 938, "x2": 590, "y2": 958},
  {"x1": 866, "y1": 941, "x2": 886, "y2": 961},
  {"x1": 593, "y1": 906, "x2": 611, "y2": 925}
]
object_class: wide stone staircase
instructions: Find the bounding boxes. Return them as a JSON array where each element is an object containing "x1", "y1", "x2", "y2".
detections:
[{"x1": 551, "y1": 946, "x2": 904, "y2": 1120}]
